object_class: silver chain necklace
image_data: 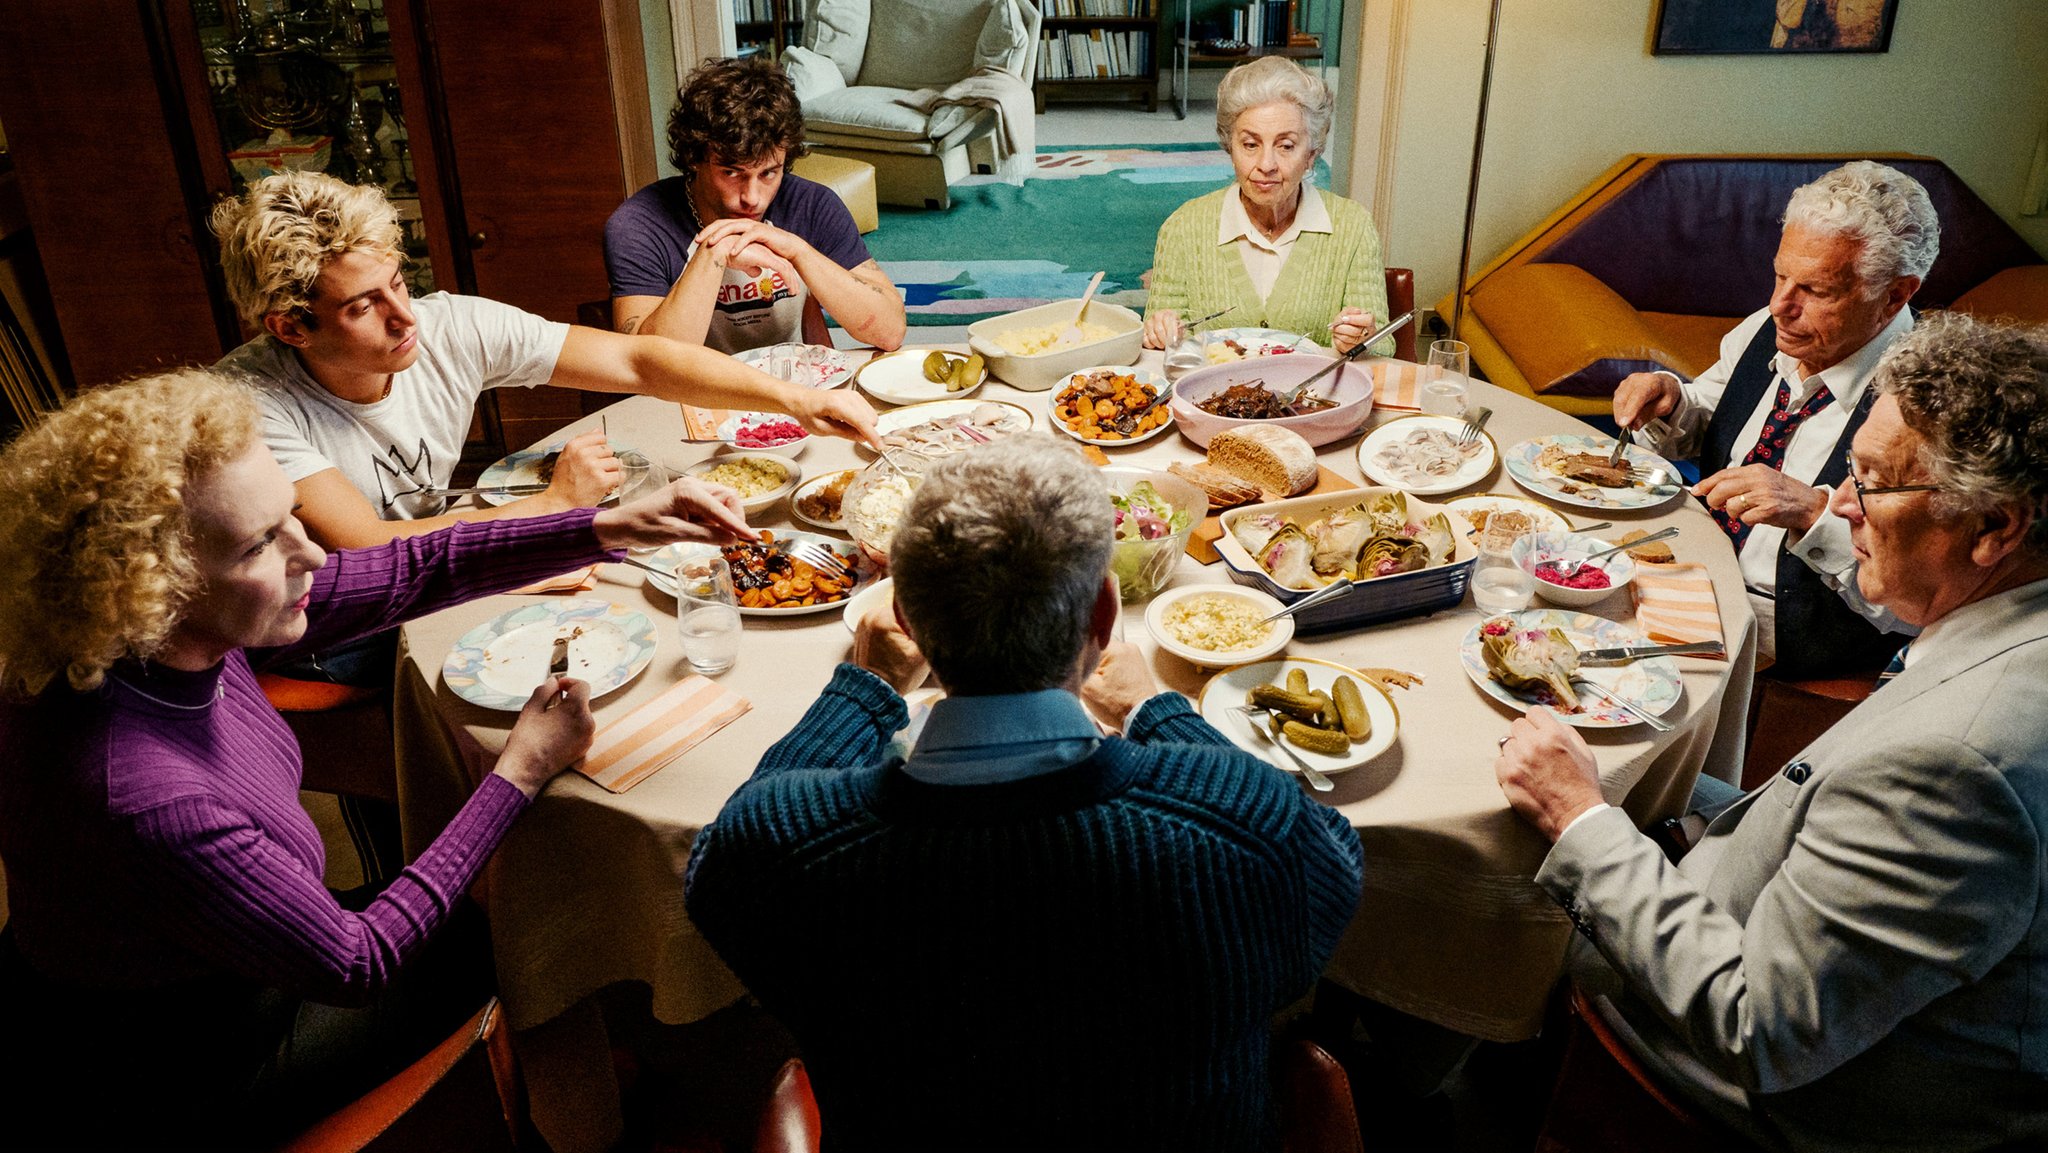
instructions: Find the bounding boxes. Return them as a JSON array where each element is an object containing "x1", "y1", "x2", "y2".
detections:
[{"x1": 111, "y1": 671, "x2": 226, "y2": 710}]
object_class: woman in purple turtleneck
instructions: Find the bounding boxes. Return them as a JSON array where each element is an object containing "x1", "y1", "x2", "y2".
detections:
[{"x1": 0, "y1": 369, "x2": 752, "y2": 1150}]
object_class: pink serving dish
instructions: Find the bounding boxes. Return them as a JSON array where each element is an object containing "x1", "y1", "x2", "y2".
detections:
[{"x1": 1168, "y1": 353, "x2": 1375, "y2": 449}]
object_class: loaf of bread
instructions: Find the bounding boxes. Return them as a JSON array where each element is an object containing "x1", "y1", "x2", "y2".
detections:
[{"x1": 1206, "y1": 425, "x2": 1318, "y2": 496}]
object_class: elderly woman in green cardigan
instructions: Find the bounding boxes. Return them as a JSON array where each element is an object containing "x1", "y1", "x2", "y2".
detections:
[{"x1": 1142, "y1": 56, "x2": 1393, "y2": 358}]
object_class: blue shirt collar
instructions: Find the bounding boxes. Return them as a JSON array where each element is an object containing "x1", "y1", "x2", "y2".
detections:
[{"x1": 903, "y1": 689, "x2": 1103, "y2": 786}]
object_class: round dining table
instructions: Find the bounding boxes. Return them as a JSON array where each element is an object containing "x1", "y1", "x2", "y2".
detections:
[{"x1": 391, "y1": 350, "x2": 1757, "y2": 1153}]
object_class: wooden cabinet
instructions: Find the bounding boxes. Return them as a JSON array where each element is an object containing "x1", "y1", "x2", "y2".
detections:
[
  {"x1": 1035, "y1": 1, "x2": 1160, "y2": 112},
  {"x1": 0, "y1": 0, "x2": 654, "y2": 453}
]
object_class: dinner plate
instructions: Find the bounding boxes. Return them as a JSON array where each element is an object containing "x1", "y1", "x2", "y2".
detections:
[
  {"x1": 442, "y1": 598, "x2": 657, "y2": 710},
  {"x1": 1357, "y1": 414, "x2": 1497, "y2": 495},
  {"x1": 474, "y1": 443, "x2": 645, "y2": 508},
  {"x1": 1503, "y1": 433, "x2": 1681, "y2": 510},
  {"x1": 642, "y1": 532, "x2": 863, "y2": 616},
  {"x1": 714, "y1": 412, "x2": 811, "y2": 454},
  {"x1": 853, "y1": 348, "x2": 986, "y2": 405},
  {"x1": 732, "y1": 343, "x2": 856, "y2": 390},
  {"x1": 867, "y1": 398, "x2": 1034, "y2": 454},
  {"x1": 1442, "y1": 493, "x2": 1573, "y2": 536},
  {"x1": 1458, "y1": 608, "x2": 1682, "y2": 728},
  {"x1": 789, "y1": 467, "x2": 859, "y2": 532},
  {"x1": 1198, "y1": 657, "x2": 1399, "y2": 776},
  {"x1": 1199, "y1": 327, "x2": 1323, "y2": 363},
  {"x1": 1048, "y1": 365, "x2": 1174, "y2": 447}
]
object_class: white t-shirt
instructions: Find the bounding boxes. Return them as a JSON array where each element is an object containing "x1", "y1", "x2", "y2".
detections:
[{"x1": 217, "y1": 293, "x2": 569, "y2": 520}]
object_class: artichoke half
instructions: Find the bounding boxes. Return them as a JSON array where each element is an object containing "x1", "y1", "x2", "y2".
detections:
[{"x1": 1480, "y1": 618, "x2": 1583, "y2": 712}]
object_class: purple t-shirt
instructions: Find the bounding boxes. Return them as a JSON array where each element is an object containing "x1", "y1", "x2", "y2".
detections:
[{"x1": 604, "y1": 174, "x2": 871, "y2": 353}]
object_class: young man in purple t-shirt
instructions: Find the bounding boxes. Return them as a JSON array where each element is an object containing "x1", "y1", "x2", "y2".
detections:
[{"x1": 605, "y1": 57, "x2": 906, "y2": 354}]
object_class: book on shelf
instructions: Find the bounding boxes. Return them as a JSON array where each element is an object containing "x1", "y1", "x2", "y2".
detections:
[
  {"x1": 1041, "y1": 0, "x2": 1151, "y2": 15},
  {"x1": 1036, "y1": 28, "x2": 1152, "y2": 79}
]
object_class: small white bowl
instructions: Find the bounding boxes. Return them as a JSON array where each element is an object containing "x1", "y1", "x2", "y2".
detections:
[
  {"x1": 1513, "y1": 531, "x2": 1638, "y2": 608},
  {"x1": 1145, "y1": 584, "x2": 1295, "y2": 668},
  {"x1": 682, "y1": 452, "x2": 801, "y2": 516}
]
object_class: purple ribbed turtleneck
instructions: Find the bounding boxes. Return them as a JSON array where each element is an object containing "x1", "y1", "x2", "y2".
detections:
[{"x1": 0, "y1": 509, "x2": 615, "y2": 1003}]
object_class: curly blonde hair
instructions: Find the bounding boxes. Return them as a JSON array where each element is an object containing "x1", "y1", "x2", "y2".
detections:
[
  {"x1": 210, "y1": 171, "x2": 405, "y2": 327},
  {"x1": 0, "y1": 369, "x2": 262, "y2": 695}
]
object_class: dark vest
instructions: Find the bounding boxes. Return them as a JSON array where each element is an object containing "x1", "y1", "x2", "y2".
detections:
[{"x1": 1698, "y1": 318, "x2": 1907, "y2": 677}]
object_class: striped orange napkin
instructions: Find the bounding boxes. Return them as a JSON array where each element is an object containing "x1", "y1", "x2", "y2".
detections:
[
  {"x1": 680, "y1": 404, "x2": 737, "y2": 441},
  {"x1": 576, "y1": 675, "x2": 752, "y2": 793},
  {"x1": 1629, "y1": 562, "x2": 1727, "y2": 656},
  {"x1": 1373, "y1": 360, "x2": 1422, "y2": 411},
  {"x1": 515, "y1": 565, "x2": 599, "y2": 594}
]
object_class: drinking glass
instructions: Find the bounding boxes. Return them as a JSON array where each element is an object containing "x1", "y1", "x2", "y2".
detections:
[
  {"x1": 1423, "y1": 338, "x2": 1471, "y2": 418},
  {"x1": 767, "y1": 342, "x2": 805, "y2": 385},
  {"x1": 1471, "y1": 538, "x2": 1536, "y2": 615},
  {"x1": 1163, "y1": 334, "x2": 1206, "y2": 382},
  {"x1": 612, "y1": 449, "x2": 669, "y2": 553},
  {"x1": 677, "y1": 555, "x2": 741, "y2": 676}
]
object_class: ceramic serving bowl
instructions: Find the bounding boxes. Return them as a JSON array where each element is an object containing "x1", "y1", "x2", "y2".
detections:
[
  {"x1": 1513, "y1": 531, "x2": 1638, "y2": 608},
  {"x1": 1145, "y1": 583, "x2": 1294, "y2": 668},
  {"x1": 1168, "y1": 353, "x2": 1374, "y2": 449},
  {"x1": 680, "y1": 452, "x2": 801, "y2": 516},
  {"x1": 966, "y1": 299, "x2": 1144, "y2": 391}
]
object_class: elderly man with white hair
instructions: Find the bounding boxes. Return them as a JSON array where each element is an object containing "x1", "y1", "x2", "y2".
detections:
[
  {"x1": 1614, "y1": 160, "x2": 1939, "y2": 675},
  {"x1": 1502, "y1": 312, "x2": 2048, "y2": 1153},
  {"x1": 684, "y1": 434, "x2": 1363, "y2": 1152}
]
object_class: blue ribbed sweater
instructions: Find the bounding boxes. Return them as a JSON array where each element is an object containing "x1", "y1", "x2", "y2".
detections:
[{"x1": 685, "y1": 666, "x2": 1365, "y2": 1152}]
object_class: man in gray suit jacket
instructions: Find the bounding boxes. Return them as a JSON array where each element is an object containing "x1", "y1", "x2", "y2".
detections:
[{"x1": 1496, "y1": 311, "x2": 2048, "y2": 1153}]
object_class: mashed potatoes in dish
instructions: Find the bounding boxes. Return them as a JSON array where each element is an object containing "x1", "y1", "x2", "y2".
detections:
[
  {"x1": 1162, "y1": 593, "x2": 1274, "y2": 653},
  {"x1": 992, "y1": 321, "x2": 1120, "y2": 356}
]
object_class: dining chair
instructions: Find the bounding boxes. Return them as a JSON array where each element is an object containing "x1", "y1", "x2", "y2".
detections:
[
  {"x1": 752, "y1": 1058, "x2": 823, "y2": 1153},
  {"x1": 1384, "y1": 267, "x2": 1417, "y2": 362},
  {"x1": 1534, "y1": 985, "x2": 1768, "y2": 1153},
  {"x1": 257, "y1": 672, "x2": 402, "y2": 884},
  {"x1": 1739, "y1": 666, "x2": 1880, "y2": 790},
  {"x1": 271, "y1": 998, "x2": 525, "y2": 1153}
]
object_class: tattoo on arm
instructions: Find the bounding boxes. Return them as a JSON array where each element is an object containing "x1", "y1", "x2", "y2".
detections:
[
  {"x1": 619, "y1": 314, "x2": 644, "y2": 334},
  {"x1": 851, "y1": 263, "x2": 895, "y2": 300}
]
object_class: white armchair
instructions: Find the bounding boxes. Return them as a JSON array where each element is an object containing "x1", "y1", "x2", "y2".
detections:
[{"x1": 782, "y1": 0, "x2": 1040, "y2": 210}]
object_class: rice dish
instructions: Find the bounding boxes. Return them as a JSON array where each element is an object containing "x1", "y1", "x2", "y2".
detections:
[
  {"x1": 699, "y1": 457, "x2": 789, "y2": 497},
  {"x1": 1161, "y1": 594, "x2": 1273, "y2": 653}
]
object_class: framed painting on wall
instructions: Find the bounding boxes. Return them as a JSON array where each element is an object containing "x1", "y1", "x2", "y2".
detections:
[{"x1": 1652, "y1": 0, "x2": 1900, "y2": 55}]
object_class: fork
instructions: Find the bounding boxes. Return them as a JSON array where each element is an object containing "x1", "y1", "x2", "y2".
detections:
[
  {"x1": 1230, "y1": 706, "x2": 1335, "y2": 792},
  {"x1": 1572, "y1": 679, "x2": 1672, "y2": 732},
  {"x1": 1456, "y1": 406, "x2": 1494, "y2": 447},
  {"x1": 1629, "y1": 465, "x2": 1680, "y2": 489},
  {"x1": 785, "y1": 541, "x2": 853, "y2": 581}
]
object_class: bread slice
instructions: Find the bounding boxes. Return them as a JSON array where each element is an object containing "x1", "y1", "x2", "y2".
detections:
[
  {"x1": 1206, "y1": 425, "x2": 1319, "y2": 496},
  {"x1": 1167, "y1": 461, "x2": 1263, "y2": 510},
  {"x1": 1618, "y1": 528, "x2": 1676, "y2": 564}
]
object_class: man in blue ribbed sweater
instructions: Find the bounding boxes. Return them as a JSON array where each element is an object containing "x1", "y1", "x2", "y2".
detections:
[{"x1": 685, "y1": 434, "x2": 1364, "y2": 1151}]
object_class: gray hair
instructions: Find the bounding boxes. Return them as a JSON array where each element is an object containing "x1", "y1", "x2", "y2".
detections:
[
  {"x1": 1215, "y1": 56, "x2": 1332, "y2": 155},
  {"x1": 890, "y1": 434, "x2": 1112, "y2": 695},
  {"x1": 1782, "y1": 161, "x2": 1940, "y2": 294},
  {"x1": 1874, "y1": 311, "x2": 2048, "y2": 552}
]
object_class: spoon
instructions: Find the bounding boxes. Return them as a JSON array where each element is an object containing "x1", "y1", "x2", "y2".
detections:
[
  {"x1": 1056, "y1": 271, "x2": 1106, "y2": 347},
  {"x1": 1231, "y1": 706, "x2": 1335, "y2": 793},
  {"x1": 1554, "y1": 526, "x2": 1680, "y2": 579}
]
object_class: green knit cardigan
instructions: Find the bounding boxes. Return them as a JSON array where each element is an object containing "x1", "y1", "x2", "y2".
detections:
[{"x1": 1146, "y1": 186, "x2": 1394, "y2": 356}]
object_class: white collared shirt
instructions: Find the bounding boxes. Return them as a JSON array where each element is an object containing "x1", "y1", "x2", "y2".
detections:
[
  {"x1": 1647, "y1": 306, "x2": 1915, "y2": 659},
  {"x1": 1218, "y1": 183, "x2": 1333, "y2": 302}
]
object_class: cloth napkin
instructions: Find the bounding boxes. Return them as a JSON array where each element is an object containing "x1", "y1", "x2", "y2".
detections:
[
  {"x1": 515, "y1": 565, "x2": 599, "y2": 595},
  {"x1": 1372, "y1": 360, "x2": 1422, "y2": 411},
  {"x1": 1629, "y1": 562, "x2": 1727, "y2": 656},
  {"x1": 576, "y1": 675, "x2": 753, "y2": 794}
]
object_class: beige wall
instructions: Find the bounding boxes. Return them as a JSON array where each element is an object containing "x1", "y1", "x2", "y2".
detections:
[{"x1": 1349, "y1": 0, "x2": 2048, "y2": 313}]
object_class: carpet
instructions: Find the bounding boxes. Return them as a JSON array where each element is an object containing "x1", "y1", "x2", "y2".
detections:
[{"x1": 866, "y1": 143, "x2": 1332, "y2": 327}]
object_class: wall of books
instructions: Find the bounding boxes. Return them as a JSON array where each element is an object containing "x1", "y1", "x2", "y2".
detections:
[{"x1": 1039, "y1": 26, "x2": 1155, "y2": 81}]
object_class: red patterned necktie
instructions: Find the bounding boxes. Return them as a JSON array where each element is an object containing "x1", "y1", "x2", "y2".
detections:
[{"x1": 1714, "y1": 378, "x2": 1835, "y2": 547}]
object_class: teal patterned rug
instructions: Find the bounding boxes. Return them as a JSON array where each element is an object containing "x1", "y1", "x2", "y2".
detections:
[{"x1": 864, "y1": 142, "x2": 1332, "y2": 327}]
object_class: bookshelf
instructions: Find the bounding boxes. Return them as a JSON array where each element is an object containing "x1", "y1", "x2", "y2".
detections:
[
  {"x1": 1170, "y1": 0, "x2": 1324, "y2": 120},
  {"x1": 1034, "y1": 0, "x2": 1160, "y2": 113},
  {"x1": 732, "y1": 0, "x2": 804, "y2": 62}
]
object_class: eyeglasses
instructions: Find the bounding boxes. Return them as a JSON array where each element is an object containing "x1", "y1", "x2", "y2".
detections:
[{"x1": 1841, "y1": 450, "x2": 1940, "y2": 514}]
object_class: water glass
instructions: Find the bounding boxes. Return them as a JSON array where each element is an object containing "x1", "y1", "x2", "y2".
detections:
[
  {"x1": 1423, "y1": 338, "x2": 1472, "y2": 418},
  {"x1": 677, "y1": 556, "x2": 742, "y2": 676},
  {"x1": 1163, "y1": 335, "x2": 1206, "y2": 382},
  {"x1": 1471, "y1": 540, "x2": 1536, "y2": 615},
  {"x1": 766, "y1": 342, "x2": 805, "y2": 385}
]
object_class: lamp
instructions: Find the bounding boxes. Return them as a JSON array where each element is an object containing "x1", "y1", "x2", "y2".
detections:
[{"x1": 1448, "y1": 0, "x2": 1505, "y2": 341}]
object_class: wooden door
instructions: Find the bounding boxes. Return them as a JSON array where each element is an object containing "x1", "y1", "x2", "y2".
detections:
[
  {"x1": 415, "y1": 0, "x2": 654, "y2": 322},
  {"x1": 0, "y1": 1, "x2": 235, "y2": 387}
]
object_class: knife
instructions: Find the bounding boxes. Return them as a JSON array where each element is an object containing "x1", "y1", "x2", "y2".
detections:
[
  {"x1": 429, "y1": 482, "x2": 551, "y2": 498},
  {"x1": 1280, "y1": 310, "x2": 1415, "y2": 408},
  {"x1": 1577, "y1": 640, "x2": 1724, "y2": 666},
  {"x1": 1606, "y1": 426, "x2": 1633, "y2": 468}
]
